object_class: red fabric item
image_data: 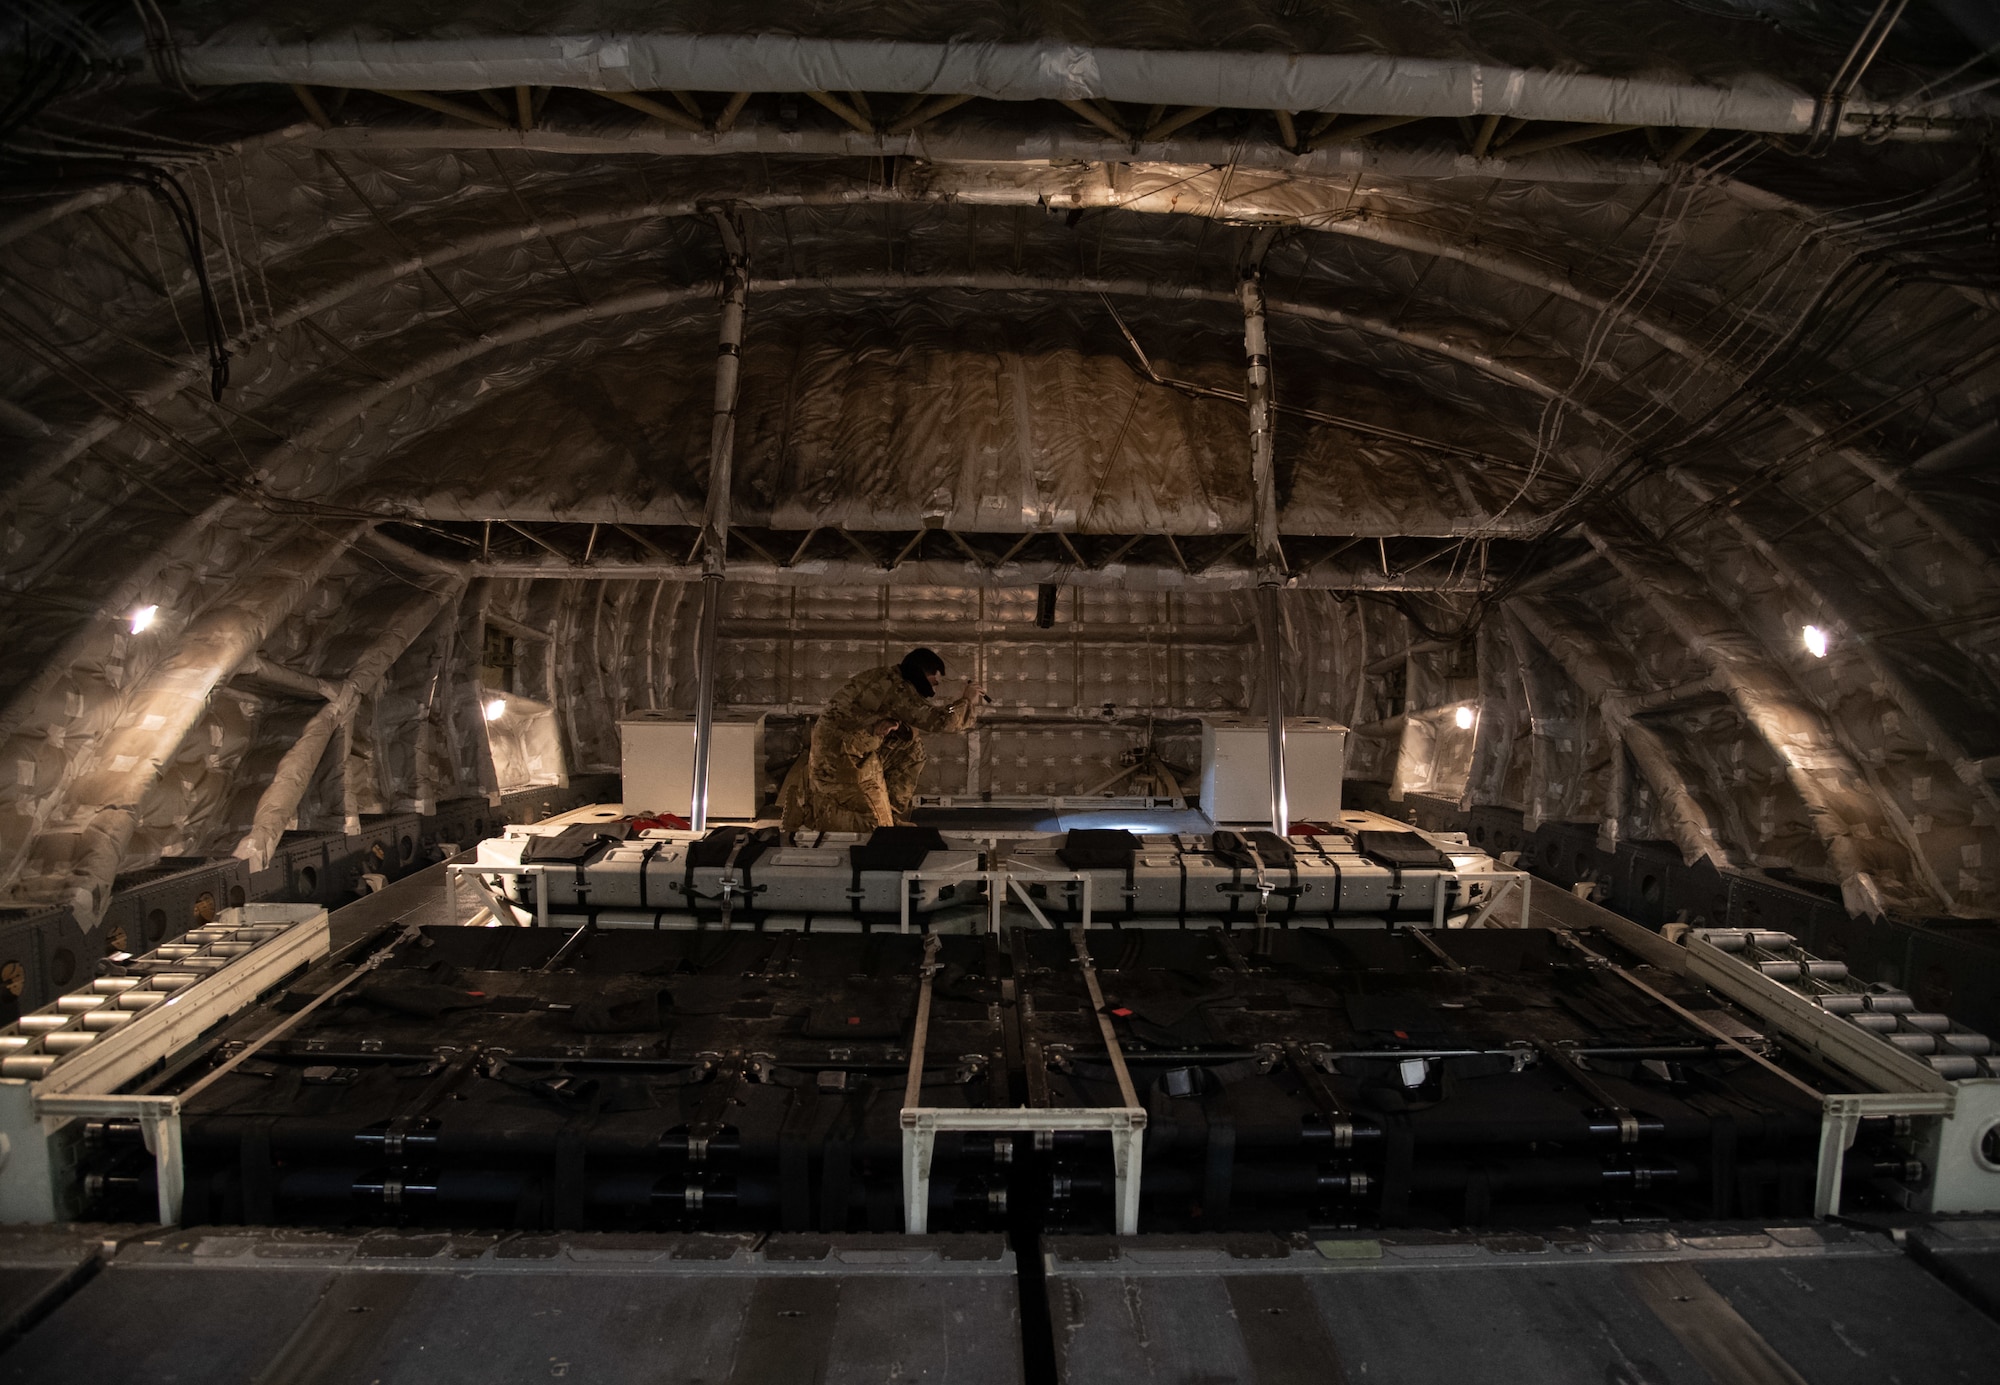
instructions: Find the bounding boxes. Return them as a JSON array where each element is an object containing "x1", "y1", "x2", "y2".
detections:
[
  {"x1": 1290, "y1": 820, "x2": 1342, "y2": 836},
  {"x1": 626, "y1": 813, "x2": 691, "y2": 831}
]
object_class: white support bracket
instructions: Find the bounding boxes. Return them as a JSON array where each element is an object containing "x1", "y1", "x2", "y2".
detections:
[
  {"x1": 1813, "y1": 1089, "x2": 1954, "y2": 1217},
  {"x1": 447, "y1": 862, "x2": 544, "y2": 926},
  {"x1": 1000, "y1": 868, "x2": 1094, "y2": 930},
  {"x1": 896, "y1": 868, "x2": 1005, "y2": 934},
  {"x1": 1466, "y1": 870, "x2": 1531, "y2": 928},
  {"x1": 901, "y1": 1105, "x2": 1146, "y2": 1234},
  {"x1": 36, "y1": 1092, "x2": 182, "y2": 1225}
]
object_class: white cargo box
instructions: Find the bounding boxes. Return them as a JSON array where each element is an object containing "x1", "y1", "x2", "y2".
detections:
[
  {"x1": 1199, "y1": 717, "x2": 1348, "y2": 824},
  {"x1": 620, "y1": 712, "x2": 764, "y2": 820}
]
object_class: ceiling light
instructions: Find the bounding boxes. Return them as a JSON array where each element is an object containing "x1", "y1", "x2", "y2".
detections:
[
  {"x1": 1802, "y1": 624, "x2": 1829, "y2": 659},
  {"x1": 484, "y1": 697, "x2": 507, "y2": 722},
  {"x1": 1454, "y1": 706, "x2": 1476, "y2": 730},
  {"x1": 129, "y1": 605, "x2": 158, "y2": 635}
]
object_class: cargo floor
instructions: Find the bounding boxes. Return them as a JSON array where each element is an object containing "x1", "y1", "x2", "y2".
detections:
[{"x1": 3, "y1": 1221, "x2": 1998, "y2": 1383}]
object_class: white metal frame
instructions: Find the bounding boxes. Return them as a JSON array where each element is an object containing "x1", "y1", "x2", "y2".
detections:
[
  {"x1": 915, "y1": 793, "x2": 1177, "y2": 811},
  {"x1": 1813, "y1": 1089, "x2": 1956, "y2": 1217},
  {"x1": 447, "y1": 861, "x2": 547, "y2": 926},
  {"x1": 1458, "y1": 868, "x2": 1531, "y2": 929},
  {"x1": 1675, "y1": 931, "x2": 2000, "y2": 1216},
  {"x1": 900, "y1": 929, "x2": 1146, "y2": 1235},
  {"x1": 33, "y1": 1091, "x2": 182, "y2": 1223},
  {"x1": 894, "y1": 868, "x2": 1011, "y2": 934},
  {"x1": 901, "y1": 1104, "x2": 1145, "y2": 1233},
  {"x1": 0, "y1": 905, "x2": 330, "y2": 1226},
  {"x1": 995, "y1": 867, "x2": 1095, "y2": 931}
]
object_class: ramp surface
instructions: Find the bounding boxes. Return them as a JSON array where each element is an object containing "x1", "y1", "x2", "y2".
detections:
[{"x1": 0, "y1": 1230, "x2": 1019, "y2": 1385}]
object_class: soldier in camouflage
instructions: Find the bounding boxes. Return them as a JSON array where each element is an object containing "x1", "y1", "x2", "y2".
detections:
[{"x1": 780, "y1": 648, "x2": 984, "y2": 833}]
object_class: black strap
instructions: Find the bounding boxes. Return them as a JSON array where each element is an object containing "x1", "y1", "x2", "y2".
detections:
[
  {"x1": 1240, "y1": 838, "x2": 1301, "y2": 924},
  {"x1": 817, "y1": 1087, "x2": 877, "y2": 1234},
  {"x1": 1201, "y1": 1085, "x2": 1235, "y2": 1227},
  {"x1": 779, "y1": 1083, "x2": 816, "y2": 1232},
  {"x1": 1380, "y1": 1116, "x2": 1416, "y2": 1222},
  {"x1": 1114, "y1": 931, "x2": 1144, "y2": 973},
  {"x1": 553, "y1": 1124, "x2": 588, "y2": 1228},
  {"x1": 1171, "y1": 835, "x2": 1190, "y2": 927},
  {"x1": 719, "y1": 831, "x2": 753, "y2": 925},
  {"x1": 239, "y1": 1119, "x2": 276, "y2": 1223},
  {"x1": 820, "y1": 1122, "x2": 852, "y2": 1235},
  {"x1": 1071, "y1": 1057, "x2": 1263, "y2": 1092},
  {"x1": 1463, "y1": 1167, "x2": 1492, "y2": 1225},
  {"x1": 647, "y1": 1065, "x2": 716, "y2": 1089},
  {"x1": 637, "y1": 840, "x2": 663, "y2": 910},
  {"x1": 1710, "y1": 1113, "x2": 1738, "y2": 1218},
  {"x1": 512, "y1": 1172, "x2": 546, "y2": 1229}
]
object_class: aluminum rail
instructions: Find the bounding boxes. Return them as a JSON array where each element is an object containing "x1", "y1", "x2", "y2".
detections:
[
  {"x1": 1241, "y1": 259, "x2": 1290, "y2": 837},
  {"x1": 463, "y1": 554, "x2": 1492, "y2": 591},
  {"x1": 2, "y1": 906, "x2": 331, "y2": 1225},
  {"x1": 137, "y1": 35, "x2": 1995, "y2": 136},
  {"x1": 690, "y1": 216, "x2": 749, "y2": 832}
]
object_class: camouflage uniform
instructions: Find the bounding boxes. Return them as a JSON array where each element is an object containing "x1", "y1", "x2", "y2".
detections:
[{"x1": 785, "y1": 665, "x2": 975, "y2": 833}]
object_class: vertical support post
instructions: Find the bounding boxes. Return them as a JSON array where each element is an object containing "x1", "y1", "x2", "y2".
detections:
[
  {"x1": 1814, "y1": 1097, "x2": 1863, "y2": 1218},
  {"x1": 902, "y1": 934, "x2": 942, "y2": 1232},
  {"x1": 1257, "y1": 587, "x2": 1289, "y2": 835},
  {"x1": 691, "y1": 212, "x2": 750, "y2": 831},
  {"x1": 1112, "y1": 1114, "x2": 1144, "y2": 1236},
  {"x1": 1241, "y1": 250, "x2": 1288, "y2": 835},
  {"x1": 144, "y1": 1104, "x2": 184, "y2": 1226},
  {"x1": 902, "y1": 1115, "x2": 935, "y2": 1234},
  {"x1": 689, "y1": 583, "x2": 723, "y2": 830},
  {"x1": 1432, "y1": 871, "x2": 1456, "y2": 928}
]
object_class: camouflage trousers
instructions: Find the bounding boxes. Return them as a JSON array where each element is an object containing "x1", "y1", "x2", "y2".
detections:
[{"x1": 780, "y1": 726, "x2": 928, "y2": 834}]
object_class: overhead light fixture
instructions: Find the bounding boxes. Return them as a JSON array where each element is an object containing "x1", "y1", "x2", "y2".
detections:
[
  {"x1": 1802, "y1": 624, "x2": 1829, "y2": 659},
  {"x1": 1454, "y1": 706, "x2": 1476, "y2": 730},
  {"x1": 128, "y1": 605, "x2": 158, "y2": 635},
  {"x1": 484, "y1": 697, "x2": 507, "y2": 722}
]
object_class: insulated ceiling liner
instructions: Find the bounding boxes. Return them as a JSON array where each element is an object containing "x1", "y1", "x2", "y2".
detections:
[{"x1": 1, "y1": 0, "x2": 1998, "y2": 928}]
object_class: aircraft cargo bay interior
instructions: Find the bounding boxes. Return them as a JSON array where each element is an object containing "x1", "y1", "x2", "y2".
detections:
[{"x1": 5, "y1": 3, "x2": 2000, "y2": 1381}]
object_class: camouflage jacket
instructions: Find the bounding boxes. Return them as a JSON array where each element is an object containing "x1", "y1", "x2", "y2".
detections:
[{"x1": 815, "y1": 665, "x2": 974, "y2": 758}]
